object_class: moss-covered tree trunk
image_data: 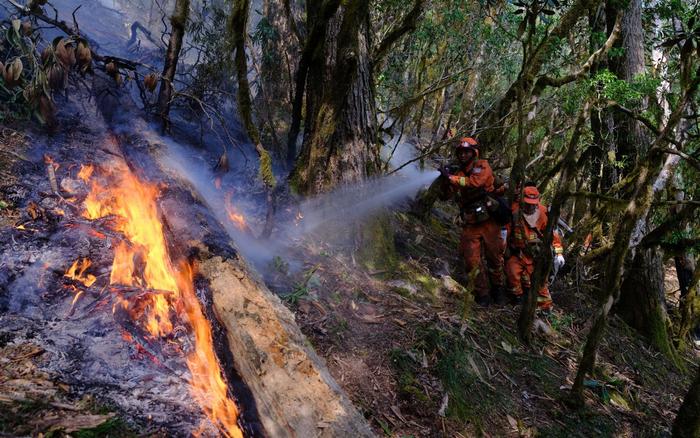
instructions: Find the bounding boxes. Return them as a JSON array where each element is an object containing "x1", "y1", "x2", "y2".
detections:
[
  {"x1": 519, "y1": 102, "x2": 589, "y2": 343},
  {"x1": 613, "y1": 0, "x2": 677, "y2": 359},
  {"x1": 288, "y1": 1, "x2": 403, "y2": 268},
  {"x1": 569, "y1": 66, "x2": 700, "y2": 405},
  {"x1": 229, "y1": 0, "x2": 277, "y2": 237},
  {"x1": 290, "y1": 0, "x2": 379, "y2": 195},
  {"x1": 677, "y1": 265, "x2": 700, "y2": 346},
  {"x1": 286, "y1": 0, "x2": 342, "y2": 167},
  {"x1": 156, "y1": 0, "x2": 190, "y2": 131},
  {"x1": 672, "y1": 365, "x2": 700, "y2": 438},
  {"x1": 617, "y1": 247, "x2": 676, "y2": 358}
]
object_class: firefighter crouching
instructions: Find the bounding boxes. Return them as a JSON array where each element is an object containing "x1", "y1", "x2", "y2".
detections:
[
  {"x1": 505, "y1": 185, "x2": 565, "y2": 310},
  {"x1": 442, "y1": 137, "x2": 510, "y2": 307}
]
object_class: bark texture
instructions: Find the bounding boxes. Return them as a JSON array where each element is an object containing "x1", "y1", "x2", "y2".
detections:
[
  {"x1": 156, "y1": 0, "x2": 190, "y2": 130},
  {"x1": 291, "y1": 0, "x2": 380, "y2": 195},
  {"x1": 199, "y1": 255, "x2": 374, "y2": 437},
  {"x1": 617, "y1": 247, "x2": 675, "y2": 358},
  {"x1": 672, "y1": 365, "x2": 700, "y2": 438}
]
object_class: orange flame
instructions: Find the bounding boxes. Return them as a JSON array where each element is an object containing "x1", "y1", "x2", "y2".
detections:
[
  {"x1": 224, "y1": 193, "x2": 247, "y2": 230},
  {"x1": 64, "y1": 258, "x2": 97, "y2": 287},
  {"x1": 77, "y1": 164, "x2": 94, "y2": 183},
  {"x1": 82, "y1": 162, "x2": 242, "y2": 437},
  {"x1": 89, "y1": 229, "x2": 107, "y2": 239}
]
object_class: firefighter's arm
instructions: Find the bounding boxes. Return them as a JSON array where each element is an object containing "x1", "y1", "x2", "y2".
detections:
[
  {"x1": 552, "y1": 231, "x2": 564, "y2": 255},
  {"x1": 448, "y1": 163, "x2": 493, "y2": 188}
]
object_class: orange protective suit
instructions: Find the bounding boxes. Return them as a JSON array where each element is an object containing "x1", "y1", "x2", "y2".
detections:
[
  {"x1": 505, "y1": 202, "x2": 563, "y2": 310},
  {"x1": 449, "y1": 159, "x2": 505, "y2": 299}
]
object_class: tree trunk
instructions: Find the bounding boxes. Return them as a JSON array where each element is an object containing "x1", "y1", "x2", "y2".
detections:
[
  {"x1": 261, "y1": 0, "x2": 300, "y2": 106},
  {"x1": 519, "y1": 103, "x2": 589, "y2": 343},
  {"x1": 285, "y1": 0, "x2": 342, "y2": 168},
  {"x1": 677, "y1": 264, "x2": 700, "y2": 346},
  {"x1": 569, "y1": 67, "x2": 700, "y2": 406},
  {"x1": 231, "y1": 0, "x2": 260, "y2": 146},
  {"x1": 229, "y1": 0, "x2": 277, "y2": 237},
  {"x1": 606, "y1": 0, "x2": 646, "y2": 167},
  {"x1": 617, "y1": 246, "x2": 676, "y2": 358},
  {"x1": 672, "y1": 365, "x2": 700, "y2": 438},
  {"x1": 156, "y1": 0, "x2": 190, "y2": 131},
  {"x1": 606, "y1": 0, "x2": 678, "y2": 360},
  {"x1": 290, "y1": 0, "x2": 379, "y2": 195},
  {"x1": 260, "y1": 0, "x2": 301, "y2": 156}
]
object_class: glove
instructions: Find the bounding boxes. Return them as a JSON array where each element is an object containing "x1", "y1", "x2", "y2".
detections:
[
  {"x1": 439, "y1": 166, "x2": 449, "y2": 179},
  {"x1": 553, "y1": 254, "x2": 565, "y2": 272}
]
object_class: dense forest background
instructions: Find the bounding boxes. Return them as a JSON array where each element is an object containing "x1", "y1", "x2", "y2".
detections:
[{"x1": 1, "y1": 0, "x2": 700, "y2": 435}]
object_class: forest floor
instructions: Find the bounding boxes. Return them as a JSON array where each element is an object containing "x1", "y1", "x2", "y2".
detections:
[
  {"x1": 0, "y1": 121, "x2": 698, "y2": 437},
  {"x1": 0, "y1": 128, "x2": 136, "y2": 436},
  {"x1": 266, "y1": 199, "x2": 699, "y2": 437}
]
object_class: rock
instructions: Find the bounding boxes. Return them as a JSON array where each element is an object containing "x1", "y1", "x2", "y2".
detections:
[
  {"x1": 40, "y1": 197, "x2": 58, "y2": 210},
  {"x1": 533, "y1": 318, "x2": 553, "y2": 336},
  {"x1": 387, "y1": 280, "x2": 418, "y2": 296},
  {"x1": 440, "y1": 275, "x2": 466, "y2": 295},
  {"x1": 60, "y1": 178, "x2": 84, "y2": 195}
]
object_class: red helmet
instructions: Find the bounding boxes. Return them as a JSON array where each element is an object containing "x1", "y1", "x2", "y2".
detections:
[
  {"x1": 459, "y1": 137, "x2": 478, "y2": 147},
  {"x1": 522, "y1": 186, "x2": 540, "y2": 205},
  {"x1": 455, "y1": 137, "x2": 479, "y2": 159}
]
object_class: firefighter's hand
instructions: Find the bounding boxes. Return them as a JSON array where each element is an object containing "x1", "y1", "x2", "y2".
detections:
[{"x1": 553, "y1": 254, "x2": 565, "y2": 271}]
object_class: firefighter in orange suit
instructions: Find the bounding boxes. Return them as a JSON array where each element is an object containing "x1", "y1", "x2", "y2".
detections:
[
  {"x1": 442, "y1": 137, "x2": 506, "y2": 306},
  {"x1": 505, "y1": 185, "x2": 564, "y2": 310}
]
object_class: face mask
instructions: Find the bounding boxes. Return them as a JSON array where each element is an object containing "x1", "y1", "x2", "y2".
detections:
[{"x1": 523, "y1": 208, "x2": 540, "y2": 227}]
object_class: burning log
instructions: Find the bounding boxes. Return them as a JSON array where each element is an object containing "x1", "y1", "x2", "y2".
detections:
[
  {"x1": 3, "y1": 125, "x2": 373, "y2": 435},
  {"x1": 199, "y1": 255, "x2": 374, "y2": 437}
]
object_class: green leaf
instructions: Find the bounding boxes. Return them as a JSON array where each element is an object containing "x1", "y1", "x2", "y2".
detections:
[{"x1": 609, "y1": 391, "x2": 631, "y2": 410}]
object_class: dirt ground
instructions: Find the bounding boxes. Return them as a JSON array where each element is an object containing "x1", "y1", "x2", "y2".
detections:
[{"x1": 266, "y1": 201, "x2": 698, "y2": 437}]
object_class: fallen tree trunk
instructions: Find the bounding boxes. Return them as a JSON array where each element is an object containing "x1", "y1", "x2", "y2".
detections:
[
  {"x1": 198, "y1": 255, "x2": 374, "y2": 437},
  {"x1": 145, "y1": 140, "x2": 374, "y2": 436}
]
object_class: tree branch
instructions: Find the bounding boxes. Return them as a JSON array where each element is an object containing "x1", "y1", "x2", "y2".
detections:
[
  {"x1": 381, "y1": 67, "x2": 472, "y2": 115},
  {"x1": 640, "y1": 205, "x2": 697, "y2": 248},
  {"x1": 604, "y1": 100, "x2": 683, "y2": 147},
  {"x1": 535, "y1": 12, "x2": 622, "y2": 91},
  {"x1": 372, "y1": 0, "x2": 425, "y2": 66},
  {"x1": 565, "y1": 190, "x2": 628, "y2": 206},
  {"x1": 659, "y1": 148, "x2": 700, "y2": 172}
]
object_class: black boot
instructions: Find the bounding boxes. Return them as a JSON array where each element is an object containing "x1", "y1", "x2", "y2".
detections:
[
  {"x1": 475, "y1": 294, "x2": 492, "y2": 307},
  {"x1": 491, "y1": 286, "x2": 507, "y2": 306},
  {"x1": 510, "y1": 294, "x2": 523, "y2": 305}
]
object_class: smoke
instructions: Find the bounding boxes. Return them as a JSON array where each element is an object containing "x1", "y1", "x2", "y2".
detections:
[
  {"x1": 155, "y1": 130, "x2": 439, "y2": 272},
  {"x1": 293, "y1": 170, "x2": 437, "y2": 237}
]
